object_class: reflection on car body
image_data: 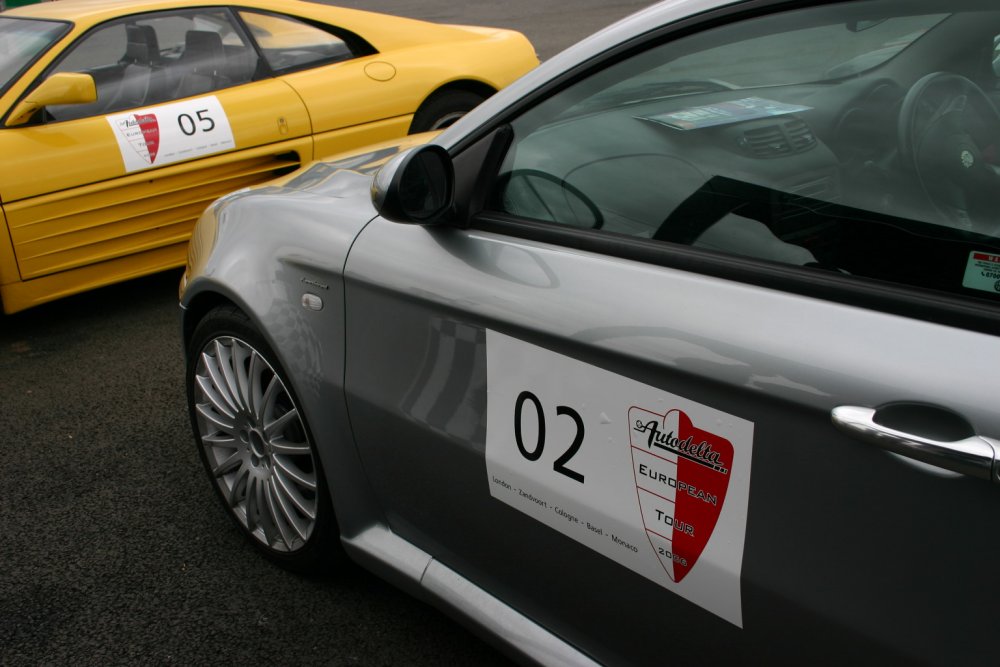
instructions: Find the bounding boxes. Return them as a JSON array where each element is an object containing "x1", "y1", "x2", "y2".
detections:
[{"x1": 181, "y1": 0, "x2": 1000, "y2": 664}]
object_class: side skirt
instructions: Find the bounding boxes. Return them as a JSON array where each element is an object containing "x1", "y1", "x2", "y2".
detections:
[{"x1": 342, "y1": 526, "x2": 600, "y2": 667}]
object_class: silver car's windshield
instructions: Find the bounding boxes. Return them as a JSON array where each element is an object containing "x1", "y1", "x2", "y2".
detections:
[
  {"x1": 0, "y1": 17, "x2": 69, "y2": 95},
  {"x1": 577, "y1": 13, "x2": 949, "y2": 113}
]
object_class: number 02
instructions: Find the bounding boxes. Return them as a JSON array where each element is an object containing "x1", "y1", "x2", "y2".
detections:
[{"x1": 513, "y1": 391, "x2": 585, "y2": 483}]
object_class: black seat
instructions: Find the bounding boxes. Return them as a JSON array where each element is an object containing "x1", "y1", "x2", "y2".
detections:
[
  {"x1": 104, "y1": 24, "x2": 163, "y2": 110},
  {"x1": 174, "y1": 30, "x2": 230, "y2": 98},
  {"x1": 122, "y1": 24, "x2": 161, "y2": 66}
]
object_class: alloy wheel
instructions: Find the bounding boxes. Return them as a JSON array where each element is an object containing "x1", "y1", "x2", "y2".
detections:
[{"x1": 192, "y1": 336, "x2": 318, "y2": 553}]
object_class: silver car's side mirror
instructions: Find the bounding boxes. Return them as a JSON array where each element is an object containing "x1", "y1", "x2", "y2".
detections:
[{"x1": 371, "y1": 144, "x2": 454, "y2": 224}]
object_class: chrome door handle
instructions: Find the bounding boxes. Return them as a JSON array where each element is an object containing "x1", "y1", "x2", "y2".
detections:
[{"x1": 831, "y1": 405, "x2": 1000, "y2": 482}]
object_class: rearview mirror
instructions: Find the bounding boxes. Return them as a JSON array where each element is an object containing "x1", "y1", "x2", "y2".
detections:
[
  {"x1": 7, "y1": 73, "x2": 97, "y2": 127},
  {"x1": 371, "y1": 144, "x2": 454, "y2": 224}
]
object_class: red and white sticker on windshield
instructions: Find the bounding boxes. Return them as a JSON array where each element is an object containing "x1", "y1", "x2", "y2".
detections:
[
  {"x1": 486, "y1": 331, "x2": 753, "y2": 627},
  {"x1": 107, "y1": 96, "x2": 235, "y2": 173}
]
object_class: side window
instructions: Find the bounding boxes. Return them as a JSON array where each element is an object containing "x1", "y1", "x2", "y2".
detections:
[
  {"x1": 238, "y1": 11, "x2": 354, "y2": 72},
  {"x1": 47, "y1": 9, "x2": 258, "y2": 121},
  {"x1": 489, "y1": 2, "x2": 1000, "y2": 304}
]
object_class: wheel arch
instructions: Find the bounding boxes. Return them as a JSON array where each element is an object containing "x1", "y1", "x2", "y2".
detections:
[
  {"x1": 182, "y1": 289, "x2": 241, "y2": 353},
  {"x1": 181, "y1": 277, "x2": 389, "y2": 543},
  {"x1": 424, "y1": 78, "x2": 498, "y2": 102},
  {"x1": 411, "y1": 79, "x2": 497, "y2": 118}
]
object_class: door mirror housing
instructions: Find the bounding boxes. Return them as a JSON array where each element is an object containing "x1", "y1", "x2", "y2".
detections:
[
  {"x1": 7, "y1": 73, "x2": 97, "y2": 127},
  {"x1": 371, "y1": 144, "x2": 454, "y2": 224}
]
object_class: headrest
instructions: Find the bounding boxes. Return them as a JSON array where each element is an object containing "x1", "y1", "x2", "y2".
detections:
[
  {"x1": 184, "y1": 30, "x2": 224, "y2": 61},
  {"x1": 124, "y1": 24, "x2": 160, "y2": 65}
]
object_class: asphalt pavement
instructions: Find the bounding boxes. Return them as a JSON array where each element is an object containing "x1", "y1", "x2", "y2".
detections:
[
  {"x1": 1, "y1": 271, "x2": 521, "y2": 666},
  {"x1": 0, "y1": 1, "x2": 652, "y2": 665}
]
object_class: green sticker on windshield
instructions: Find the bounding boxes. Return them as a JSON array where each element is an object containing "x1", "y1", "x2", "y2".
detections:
[{"x1": 962, "y1": 251, "x2": 1000, "y2": 294}]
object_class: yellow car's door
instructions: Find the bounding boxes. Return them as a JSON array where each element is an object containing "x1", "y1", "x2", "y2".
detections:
[
  {"x1": 0, "y1": 8, "x2": 311, "y2": 306},
  {"x1": 235, "y1": 10, "x2": 417, "y2": 158}
]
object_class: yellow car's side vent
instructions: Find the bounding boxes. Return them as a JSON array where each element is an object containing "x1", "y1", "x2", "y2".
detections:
[{"x1": 7, "y1": 150, "x2": 302, "y2": 281}]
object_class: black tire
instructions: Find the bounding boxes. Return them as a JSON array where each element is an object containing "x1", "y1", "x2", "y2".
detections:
[
  {"x1": 186, "y1": 304, "x2": 338, "y2": 573},
  {"x1": 409, "y1": 89, "x2": 488, "y2": 133}
]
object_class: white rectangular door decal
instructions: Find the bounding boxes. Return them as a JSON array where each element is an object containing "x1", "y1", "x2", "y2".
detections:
[
  {"x1": 485, "y1": 330, "x2": 754, "y2": 627},
  {"x1": 107, "y1": 95, "x2": 235, "y2": 173}
]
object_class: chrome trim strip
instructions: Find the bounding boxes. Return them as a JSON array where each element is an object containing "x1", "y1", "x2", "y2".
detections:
[
  {"x1": 343, "y1": 525, "x2": 432, "y2": 585},
  {"x1": 423, "y1": 559, "x2": 601, "y2": 667},
  {"x1": 343, "y1": 525, "x2": 600, "y2": 667}
]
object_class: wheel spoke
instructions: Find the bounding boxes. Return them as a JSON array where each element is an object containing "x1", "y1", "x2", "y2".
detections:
[
  {"x1": 270, "y1": 475, "x2": 311, "y2": 541},
  {"x1": 202, "y1": 432, "x2": 237, "y2": 447},
  {"x1": 265, "y1": 478, "x2": 298, "y2": 549},
  {"x1": 247, "y1": 351, "x2": 265, "y2": 420},
  {"x1": 245, "y1": 477, "x2": 259, "y2": 532},
  {"x1": 273, "y1": 467, "x2": 317, "y2": 519},
  {"x1": 257, "y1": 374, "x2": 280, "y2": 423},
  {"x1": 196, "y1": 401, "x2": 236, "y2": 432},
  {"x1": 231, "y1": 343, "x2": 253, "y2": 411},
  {"x1": 258, "y1": 484, "x2": 278, "y2": 548},
  {"x1": 273, "y1": 457, "x2": 316, "y2": 491},
  {"x1": 210, "y1": 450, "x2": 243, "y2": 478},
  {"x1": 212, "y1": 340, "x2": 244, "y2": 412},
  {"x1": 196, "y1": 373, "x2": 236, "y2": 419},
  {"x1": 269, "y1": 437, "x2": 311, "y2": 456},
  {"x1": 264, "y1": 408, "x2": 299, "y2": 439},
  {"x1": 227, "y1": 466, "x2": 250, "y2": 508},
  {"x1": 201, "y1": 349, "x2": 239, "y2": 415}
]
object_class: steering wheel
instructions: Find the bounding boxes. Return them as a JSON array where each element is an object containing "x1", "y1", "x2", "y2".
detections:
[
  {"x1": 898, "y1": 72, "x2": 1000, "y2": 233},
  {"x1": 497, "y1": 169, "x2": 604, "y2": 230}
]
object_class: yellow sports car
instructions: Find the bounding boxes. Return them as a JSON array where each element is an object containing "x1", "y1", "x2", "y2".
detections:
[{"x1": 0, "y1": 0, "x2": 537, "y2": 313}]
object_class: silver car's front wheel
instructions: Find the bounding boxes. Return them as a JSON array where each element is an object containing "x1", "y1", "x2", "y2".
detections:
[{"x1": 187, "y1": 306, "x2": 333, "y2": 570}]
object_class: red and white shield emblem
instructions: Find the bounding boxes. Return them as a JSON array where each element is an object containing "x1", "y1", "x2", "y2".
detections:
[
  {"x1": 134, "y1": 113, "x2": 160, "y2": 163},
  {"x1": 628, "y1": 407, "x2": 734, "y2": 582},
  {"x1": 117, "y1": 113, "x2": 160, "y2": 164}
]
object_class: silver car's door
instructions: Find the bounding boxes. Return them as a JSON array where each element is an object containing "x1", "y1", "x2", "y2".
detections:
[
  {"x1": 343, "y1": 2, "x2": 1000, "y2": 664},
  {"x1": 343, "y1": 222, "x2": 1000, "y2": 666}
]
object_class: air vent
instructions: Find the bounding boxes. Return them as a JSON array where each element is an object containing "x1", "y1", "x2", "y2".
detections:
[
  {"x1": 9, "y1": 150, "x2": 302, "y2": 280},
  {"x1": 738, "y1": 117, "x2": 816, "y2": 158}
]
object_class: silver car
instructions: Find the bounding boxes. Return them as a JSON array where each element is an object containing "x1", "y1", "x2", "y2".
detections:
[{"x1": 180, "y1": 0, "x2": 1000, "y2": 663}]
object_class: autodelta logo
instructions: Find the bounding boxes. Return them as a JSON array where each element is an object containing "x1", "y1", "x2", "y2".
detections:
[
  {"x1": 116, "y1": 113, "x2": 160, "y2": 164},
  {"x1": 628, "y1": 407, "x2": 733, "y2": 583}
]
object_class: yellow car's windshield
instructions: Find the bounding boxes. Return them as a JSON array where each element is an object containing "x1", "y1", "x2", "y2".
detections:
[{"x1": 0, "y1": 17, "x2": 69, "y2": 95}]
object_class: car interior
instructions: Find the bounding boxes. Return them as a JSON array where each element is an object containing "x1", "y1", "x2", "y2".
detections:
[
  {"x1": 46, "y1": 16, "x2": 258, "y2": 120},
  {"x1": 493, "y1": 3, "x2": 1000, "y2": 304},
  {"x1": 42, "y1": 9, "x2": 363, "y2": 122}
]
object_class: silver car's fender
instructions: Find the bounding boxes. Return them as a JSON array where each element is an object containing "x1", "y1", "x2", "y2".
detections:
[{"x1": 180, "y1": 165, "x2": 386, "y2": 540}]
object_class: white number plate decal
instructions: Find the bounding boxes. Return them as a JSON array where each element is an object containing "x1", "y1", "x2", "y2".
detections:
[
  {"x1": 486, "y1": 331, "x2": 754, "y2": 627},
  {"x1": 962, "y1": 251, "x2": 1000, "y2": 294},
  {"x1": 107, "y1": 96, "x2": 235, "y2": 173}
]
